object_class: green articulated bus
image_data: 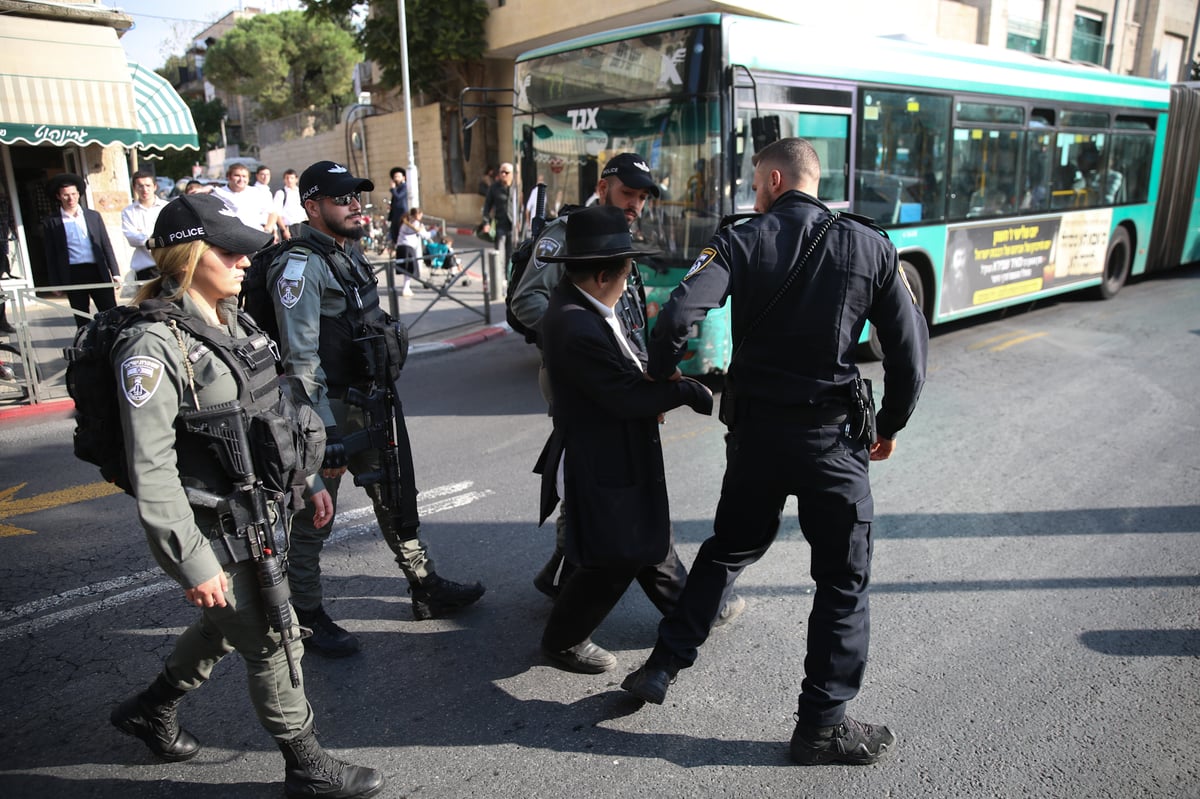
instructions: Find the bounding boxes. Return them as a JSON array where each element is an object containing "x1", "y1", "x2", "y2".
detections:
[{"x1": 513, "y1": 13, "x2": 1200, "y2": 372}]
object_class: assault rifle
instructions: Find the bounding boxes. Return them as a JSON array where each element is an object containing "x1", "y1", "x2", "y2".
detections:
[
  {"x1": 342, "y1": 332, "x2": 419, "y2": 536},
  {"x1": 181, "y1": 401, "x2": 304, "y2": 688}
]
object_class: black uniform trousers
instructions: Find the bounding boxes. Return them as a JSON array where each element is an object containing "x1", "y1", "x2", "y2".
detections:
[
  {"x1": 542, "y1": 540, "x2": 687, "y2": 652},
  {"x1": 67, "y1": 262, "x2": 117, "y2": 328},
  {"x1": 649, "y1": 401, "x2": 874, "y2": 728}
]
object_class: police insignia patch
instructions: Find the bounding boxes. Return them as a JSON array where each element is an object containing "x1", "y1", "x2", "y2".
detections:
[
  {"x1": 684, "y1": 248, "x2": 717, "y2": 280},
  {"x1": 534, "y1": 237, "x2": 560, "y2": 268},
  {"x1": 121, "y1": 356, "x2": 165, "y2": 408},
  {"x1": 278, "y1": 275, "x2": 304, "y2": 309}
]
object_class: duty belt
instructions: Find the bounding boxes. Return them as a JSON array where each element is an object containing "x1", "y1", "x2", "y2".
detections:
[{"x1": 745, "y1": 399, "x2": 849, "y2": 426}]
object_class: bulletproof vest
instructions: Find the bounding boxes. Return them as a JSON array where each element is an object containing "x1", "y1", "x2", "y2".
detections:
[{"x1": 315, "y1": 245, "x2": 386, "y2": 389}]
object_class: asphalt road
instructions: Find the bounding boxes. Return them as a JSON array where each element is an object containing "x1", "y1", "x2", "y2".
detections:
[{"x1": 1, "y1": 265, "x2": 1197, "y2": 798}]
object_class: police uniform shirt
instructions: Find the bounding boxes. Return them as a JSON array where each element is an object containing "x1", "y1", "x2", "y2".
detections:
[
  {"x1": 648, "y1": 190, "x2": 927, "y2": 439},
  {"x1": 111, "y1": 290, "x2": 246, "y2": 589}
]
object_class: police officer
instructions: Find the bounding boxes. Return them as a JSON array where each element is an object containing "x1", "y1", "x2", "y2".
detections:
[
  {"x1": 108, "y1": 194, "x2": 384, "y2": 798},
  {"x1": 509, "y1": 153, "x2": 658, "y2": 596},
  {"x1": 621, "y1": 138, "x2": 928, "y2": 766},
  {"x1": 269, "y1": 161, "x2": 484, "y2": 656}
]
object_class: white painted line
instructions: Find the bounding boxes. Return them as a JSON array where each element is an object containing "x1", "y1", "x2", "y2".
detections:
[{"x1": 0, "y1": 482, "x2": 492, "y2": 642}]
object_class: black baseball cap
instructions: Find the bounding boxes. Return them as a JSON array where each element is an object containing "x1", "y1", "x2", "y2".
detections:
[
  {"x1": 147, "y1": 194, "x2": 272, "y2": 254},
  {"x1": 299, "y1": 160, "x2": 374, "y2": 202},
  {"x1": 600, "y1": 153, "x2": 660, "y2": 198}
]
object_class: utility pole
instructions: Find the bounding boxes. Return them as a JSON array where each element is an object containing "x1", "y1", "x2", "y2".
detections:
[{"x1": 397, "y1": 0, "x2": 419, "y2": 207}]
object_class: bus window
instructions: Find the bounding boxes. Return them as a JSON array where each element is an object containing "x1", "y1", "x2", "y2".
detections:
[
  {"x1": 1052, "y1": 132, "x2": 1106, "y2": 208},
  {"x1": 950, "y1": 128, "x2": 1022, "y2": 218},
  {"x1": 1022, "y1": 131, "x2": 1053, "y2": 210},
  {"x1": 733, "y1": 109, "x2": 849, "y2": 211},
  {"x1": 1107, "y1": 132, "x2": 1154, "y2": 204},
  {"x1": 856, "y1": 90, "x2": 950, "y2": 224}
]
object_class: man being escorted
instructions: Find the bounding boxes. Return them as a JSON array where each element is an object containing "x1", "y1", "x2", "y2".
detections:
[
  {"x1": 268, "y1": 161, "x2": 484, "y2": 656},
  {"x1": 622, "y1": 138, "x2": 928, "y2": 766}
]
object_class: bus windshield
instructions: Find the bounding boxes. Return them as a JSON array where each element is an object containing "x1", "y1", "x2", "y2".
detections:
[{"x1": 515, "y1": 25, "x2": 723, "y2": 270}]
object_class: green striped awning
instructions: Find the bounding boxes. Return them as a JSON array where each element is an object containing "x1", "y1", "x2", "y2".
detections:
[{"x1": 128, "y1": 62, "x2": 198, "y2": 151}]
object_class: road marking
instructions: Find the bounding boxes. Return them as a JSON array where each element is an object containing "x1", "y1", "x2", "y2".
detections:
[
  {"x1": 990, "y1": 331, "x2": 1048, "y2": 351},
  {"x1": 0, "y1": 481, "x2": 124, "y2": 538},
  {"x1": 0, "y1": 481, "x2": 494, "y2": 642}
]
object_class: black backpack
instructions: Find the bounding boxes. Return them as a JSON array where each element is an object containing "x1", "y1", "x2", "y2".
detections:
[
  {"x1": 240, "y1": 236, "x2": 339, "y2": 343},
  {"x1": 504, "y1": 203, "x2": 580, "y2": 344},
  {"x1": 63, "y1": 300, "x2": 270, "y2": 496}
]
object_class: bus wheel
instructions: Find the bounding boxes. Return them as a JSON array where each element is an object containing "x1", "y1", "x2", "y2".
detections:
[
  {"x1": 1096, "y1": 227, "x2": 1131, "y2": 300},
  {"x1": 859, "y1": 259, "x2": 925, "y2": 361}
]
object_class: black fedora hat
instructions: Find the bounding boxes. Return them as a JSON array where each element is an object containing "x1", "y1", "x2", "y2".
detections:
[
  {"x1": 540, "y1": 205, "x2": 659, "y2": 263},
  {"x1": 47, "y1": 173, "x2": 86, "y2": 197}
]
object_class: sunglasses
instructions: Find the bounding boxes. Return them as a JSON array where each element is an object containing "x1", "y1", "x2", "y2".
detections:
[{"x1": 318, "y1": 192, "x2": 361, "y2": 206}]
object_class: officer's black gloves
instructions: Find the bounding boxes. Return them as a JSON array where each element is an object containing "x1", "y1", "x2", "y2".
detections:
[
  {"x1": 321, "y1": 426, "x2": 348, "y2": 470},
  {"x1": 677, "y1": 377, "x2": 714, "y2": 416}
]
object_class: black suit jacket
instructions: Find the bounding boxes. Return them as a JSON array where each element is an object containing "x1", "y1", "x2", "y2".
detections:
[
  {"x1": 41, "y1": 208, "x2": 119, "y2": 287},
  {"x1": 534, "y1": 280, "x2": 711, "y2": 568}
]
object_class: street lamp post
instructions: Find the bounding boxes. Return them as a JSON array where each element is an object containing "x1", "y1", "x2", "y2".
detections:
[{"x1": 397, "y1": 0, "x2": 419, "y2": 208}]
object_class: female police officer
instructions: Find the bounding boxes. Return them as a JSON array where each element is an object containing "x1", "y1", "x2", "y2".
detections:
[{"x1": 107, "y1": 194, "x2": 384, "y2": 798}]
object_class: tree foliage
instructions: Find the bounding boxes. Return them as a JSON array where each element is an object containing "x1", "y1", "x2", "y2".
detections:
[
  {"x1": 303, "y1": 0, "x2": 489, "y2": 102},
  {"x1": 203, "y1": 10, "x2": 360, "y2": 120}
]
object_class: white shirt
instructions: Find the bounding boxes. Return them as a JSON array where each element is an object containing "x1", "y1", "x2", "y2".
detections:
[
  {"x1": 121, "y1": 198, "x2": 168, "y2": 271},
  {"x1": 273, "y1": 187, "x2": 305, "y2": 226},
  {"x1": 213, "y1": 185, "x2": 273, "y2": 231}
]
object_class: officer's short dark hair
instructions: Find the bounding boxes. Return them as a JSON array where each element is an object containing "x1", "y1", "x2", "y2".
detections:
[
  {"x1": 390, "y1": 167, "x2": 406, "y2": 178},
  {"x1": 753, "y1": 138, "x2": 820, "y2": 186}
]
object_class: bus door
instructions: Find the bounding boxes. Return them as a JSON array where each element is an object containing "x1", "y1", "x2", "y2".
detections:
[{"x1": 731, "y1": 74, "x2": 853, "y2": 214}]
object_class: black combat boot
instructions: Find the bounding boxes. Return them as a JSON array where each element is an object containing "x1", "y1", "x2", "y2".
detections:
[
  {"x1": 110, "y1": 673, "x2": 201, "y2": 762},
  {"x1": 278, "y1": 726, "x2": 385, "y2": 798},
  {"x1": 295, "y1": 605, "x2": 360, "y2": 658},
  {"x1": 410, "y1": 573, "x2": 485, "y2": 621}
]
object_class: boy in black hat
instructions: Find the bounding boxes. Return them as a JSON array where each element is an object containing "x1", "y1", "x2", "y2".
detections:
[
  {"x1": 533, "y1": 204, "x2": 714, "y2": 674},
  {"x1": 41, "y1": 173, "x2": 120, "y2": 327}
]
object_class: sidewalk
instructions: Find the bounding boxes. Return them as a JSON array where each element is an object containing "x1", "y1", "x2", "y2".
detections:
[{"x1": 0, "y1": 236, "x2": 509, "y2": 422}]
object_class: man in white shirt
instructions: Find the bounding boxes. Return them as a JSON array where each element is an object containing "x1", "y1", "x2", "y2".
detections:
[
  {"x1": 213, "y1": 164, "x2": 277, "y2": 235},
  {"x1": 273, "y1": 168, "x2": 306, "y2": 241},
  {"x1": 121, "y1": 171, "x2": 169, "y2": 280}
]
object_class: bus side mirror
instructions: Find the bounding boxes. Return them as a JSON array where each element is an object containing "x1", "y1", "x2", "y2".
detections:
[{"x1": 751, "y1": 115, "x2": 780, "y2": 153}]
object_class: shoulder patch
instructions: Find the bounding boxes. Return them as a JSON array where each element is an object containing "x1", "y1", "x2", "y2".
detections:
[
  {"x1": 277, "y1": 274, "x2": 305, "y2": 309},
  {"x1": 121, "y1": 355, "x2": 165, "y2": 408},
  {"x1": 533, "y1": 237, "x2": 560, "y2": 268},
  {"x1": 684, "y1": 248, "x2": 717, "y2": 280}
]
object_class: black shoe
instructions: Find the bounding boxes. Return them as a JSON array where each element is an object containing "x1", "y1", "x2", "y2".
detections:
[
  {"x1": 621, "y1": 664, "x2": 674, "y2": 704},
  {"x1": 542, "y1": 639, "x2": 617, "y2": 673},
  {"x1": 411, "y1": 573, "x2": 485, "y2": 621},
  {"x1": 296, "y1": 605, "x2": 360, "y2": 658},
  {"x1": 110, "y1": 676, "x2": 201, "y2": 762},
  {"x1": 712, "y1": 594, "x2": 746, "y2": 628},
  {"x1": 790, "y1": 715, "x2": 897, "y2": 765},
  {"x1": 279, "y1": 727, "x2": 385, "y2": 799}
]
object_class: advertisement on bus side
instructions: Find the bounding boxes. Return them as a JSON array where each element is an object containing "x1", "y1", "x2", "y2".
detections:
[{"x1": 940, "y1": 210, "x2": 1114, "y2": 315}]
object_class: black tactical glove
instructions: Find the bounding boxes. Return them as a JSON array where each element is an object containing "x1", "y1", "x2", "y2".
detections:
[
  {"x1": 321, "y1": 426, "x2": 348, "y2": 470},
  {"x1": 678, "y1": 377, "x2": 714, "y2": 416}
]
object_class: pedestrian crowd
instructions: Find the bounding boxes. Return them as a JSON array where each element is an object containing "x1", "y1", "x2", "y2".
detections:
[{"x1": 46, "y1": 138, "x2": 926, "y2": 796}]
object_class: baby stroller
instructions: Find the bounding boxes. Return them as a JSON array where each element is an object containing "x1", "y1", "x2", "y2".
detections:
[{"x1": 424, "y1": 239, "x2": 468, "y2": 287}]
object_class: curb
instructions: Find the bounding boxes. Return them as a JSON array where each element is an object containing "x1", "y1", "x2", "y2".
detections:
[{"x1": 0, "y1": 324, "x2": 511, "y2": 422}]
